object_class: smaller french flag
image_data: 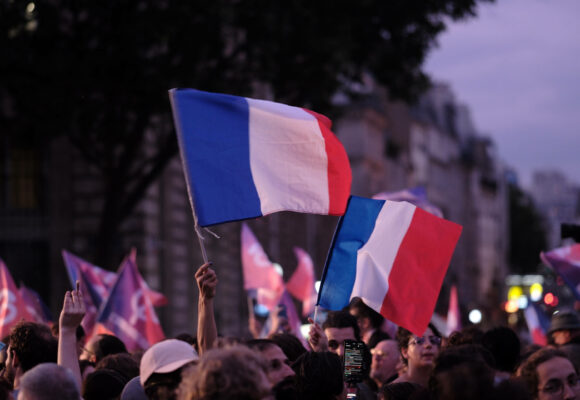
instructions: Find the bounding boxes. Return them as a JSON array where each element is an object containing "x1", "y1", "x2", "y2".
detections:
[
  {"x1": 169, "y1": 89, "x2": 352, "y2": 227},
  {"x1": 318, "y1": 196, "x2": 462, "y2": 336},
  {"x1": 524, "y1": 302, "x2": 549, "y2": 345}
]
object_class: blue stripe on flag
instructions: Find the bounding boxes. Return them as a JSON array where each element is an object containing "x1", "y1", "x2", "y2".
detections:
[
  {"x1": 318, "y1": 196, "x2": 384, "y2": 310},
  {"x1": 171, "y1": 89, "x2": 262, "y2": 226}
]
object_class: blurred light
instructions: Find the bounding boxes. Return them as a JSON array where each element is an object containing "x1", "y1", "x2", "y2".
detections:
[
  {"x1": 26, "y1": 2, "x2": 35, "y2": 13},
  {"x1": 505, "y1": 300, "x2": 519, "y2": 313},
  {"x1": 508, "y1": 286, "x2": 523, "y2": 301},
  {"x1": 315, "y1": 280, "x2": 321, "y2": 293},
  {"x1": 300, "y1": 324, "x2": 311, "y2": 339},
  {"x1": 469, "y1": 309, "x2": 482, "y2": 324},
  {"x1": 518, "y1": 295, "x2": 528, "y2": 309},
  {"x1": 508, "y1": 313, "x2": 519, "y2": 325},
  {"x1": 273, "y1": 263, "x2": 283, "y2": 277},
  {"x1": 530, "y1": 283, "x2": 543, "y2": 302},
  {"x1": 254, "y1": 304, "x2": 269, "y2": 317},
  {"x1": 544, "y1": 292, "x2": 559, "y2": 307}
]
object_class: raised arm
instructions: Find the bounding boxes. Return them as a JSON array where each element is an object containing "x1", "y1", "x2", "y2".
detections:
[
  {"x1": 195, "y1": 262, "x2": 218, "y2": 355},
  {"x1": 58, "y1": 281, "x2": 86, "y2": 390}
]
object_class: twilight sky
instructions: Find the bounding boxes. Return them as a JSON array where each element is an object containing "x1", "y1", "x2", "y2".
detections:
[{"x1": 424, "y1": 0, "x2": 580, "y2": 188}]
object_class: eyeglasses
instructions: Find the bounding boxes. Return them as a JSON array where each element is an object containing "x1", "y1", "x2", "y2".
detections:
[
  {"x1": 409, "y1": 335, "x2": 441, "y2": 346},
  {"x1": 539, "y1": 375, "x2": 580, "y2": 396}
]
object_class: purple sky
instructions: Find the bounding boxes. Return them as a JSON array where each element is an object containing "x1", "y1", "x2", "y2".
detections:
[{"x1": 424, "y1": 0, "x2": 580, "y2": 188}]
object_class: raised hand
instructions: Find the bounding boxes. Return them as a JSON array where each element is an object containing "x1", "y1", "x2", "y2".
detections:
[
  {"x1": 59, "y1": 281, "x2": 86, "y2": 331},
  {"x1": 307, "y1": 317, "x2": 328, "y2": 352},
  {"x1": 195, "y1": 262, "x2": 218, "y2": 300}
]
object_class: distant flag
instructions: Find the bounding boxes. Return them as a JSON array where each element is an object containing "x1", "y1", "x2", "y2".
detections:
[
  {"x1": 241, "y1": 223, "x2": 284, "y2": 311},
  {"x1": 286, "y1": 247, "x2": 317, "y2": 316},
  {"x1": 373, "y1": 186, "x2": 443, "y2": 218},
  {"x1": 96, "y1": 254, "x2": 164, "y2": 351},
  {"x1": 524, "y1": 302, "x2": 550, "y2": 345},
  {"x1": 127, "y1": 249, "x2": 168, "y2": 307},
  {"x1": 446, "y1": 285, "x2": 461, "y2": 336},
  {"x1": 0, "y1": 259, "x2": 29, "y2": 337},
  {"x1": 278, "y1": 291, "x2": 304, "y2": 338},
  {"x1": 318, "y1": 196, "x2": 462, "y2": 336},
  {"x1": 19, "y1": 284, "x2": 53, "y2": 324},
  {"x1": 62, "y1": 250, "x2": 112, "y2": 334},
  {"x1": 541, "y1": 244, "x2": 580, "y2": 300},
  {"x1": 169, "y1": 88, "x2": 352, "y2": 227}
]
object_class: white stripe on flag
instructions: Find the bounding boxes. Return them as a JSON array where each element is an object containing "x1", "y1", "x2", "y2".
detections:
[
  {"x1": 351, "y1": 201, "x2": 416, "y2": 311},
  {"x1": 248, "y1": 99, "x2": 329, "y2": 215}
]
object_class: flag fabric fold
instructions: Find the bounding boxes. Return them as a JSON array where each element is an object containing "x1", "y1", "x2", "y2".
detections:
[
  {"x1": 62, "y1": 250, "x2": 114, "y2": 334},
  {"x1": 373, "y1": 186, "x2": 443, "y2": 218},
  {"x1": 19, "y1": 284, "x2": 53, "y2": 324},
  {"x1": 318, "y1": 196, "x2": 462, "y2": 336},
  {"x1": 541, "y1": 244, "x2": 580, "y2": 300},
  {"x1": 286, "y1": 247, "x2": 317, "y2": 316},
  {"x1": 241, "y1": 223, "x2": 284, "y2": 311},
  {"x1": 0, "y1": 259, "x2": 30, "y2": 338},
  {"x1": 169, "y1": 88, "x2": 352, "y2": 227},
  {"x1": 96, "y1": 254, "x2": 165, "y2": 351}
]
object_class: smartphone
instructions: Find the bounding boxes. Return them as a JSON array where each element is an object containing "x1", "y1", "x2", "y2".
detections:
[{"x1": 343, "y1": 339, "x2": 366, "y2": 384}]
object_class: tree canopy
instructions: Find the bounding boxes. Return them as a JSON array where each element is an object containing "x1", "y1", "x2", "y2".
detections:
[{"x1": 1, "y1": 0, "x2": 493, "y2": 265}]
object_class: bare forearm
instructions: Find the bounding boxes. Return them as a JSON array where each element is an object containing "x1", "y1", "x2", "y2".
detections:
[
  {"x1": 58, "y1": 328, "x2": 82, "y2": 390},
  {"x1": 197, "y1": 296, "x2": 217, "y2": 356}
]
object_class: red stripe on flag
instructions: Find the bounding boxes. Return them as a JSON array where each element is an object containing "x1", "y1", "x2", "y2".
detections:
[
  {"x1": 380, "y1": 208, "x2": 462, "y2": 335},
  {"x1": 303, "y1": 109, "x2": 351, "y2": 215}
]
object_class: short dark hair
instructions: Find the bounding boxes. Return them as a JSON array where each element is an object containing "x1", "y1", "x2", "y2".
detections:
[
  {"x1": 482, "y1": 327, "x2": 521, "y2": 373},
  {"x1": 429, "y1": 345, "x2": 496, "y2": 400},
  {"x1": 245, "y1": 338, "x2": 279, "y2": 352},
  {"x1": 9, "y1": 322, "x2": 57, "y2": 373},
  {"x1": 268, "y1": 333, "x2": 307, "y2": 363},
  {"x1": 322, "y1": 311, "x2": 361, "y2": 341},
  {"x1": 292, "y1": 351, "x2": 344, "y2": 400},
  {"x1": 92, "y1": 334, "x2": 128, "y2": 364},
  {"x1": 350, "y1": 297, "x2": 384, "y2": 329},
  {"x1": 145, "y1": 369, "x2": 185, "y2": 400},
  {"x1": 82, "y1": 368, "x2": 129, "y2": 400},
  {"x1": 96, "y1": 353, "x2": 139, "y2": 381}
]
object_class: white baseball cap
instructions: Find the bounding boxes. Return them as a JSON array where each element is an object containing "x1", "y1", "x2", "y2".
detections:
[{"x1": 140, "y1": 339, "x2": 198, "y2": 385}]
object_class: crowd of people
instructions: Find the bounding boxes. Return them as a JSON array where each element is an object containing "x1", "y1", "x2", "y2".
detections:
[{"x1": 1, "y1": 263, "x2": 580, "y2": 400}]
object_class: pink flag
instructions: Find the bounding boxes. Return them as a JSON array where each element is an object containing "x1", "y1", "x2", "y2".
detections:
[
  {"x1": 278, "y1": 291, "x2": 304, "y2": 338},
  {"x1": 127, "y1": 249, "x2": 168, "y2": 307},
  {"x1": 445, "y1": 285, "x2": 461, "y2": 336},
  {"x1": 241, "y1": 223, "x2": 284, "y2": 311},
  {"x1": 0, "y1": 259, "x2": 29, "y2": 337},
  {"x1": 287, "y1": 247, "x2": 317, "y2": 316},
  {"x1": 96, "y1": 254, "x2": 165, "y2": 351},
  {"x1": 19, "y1": 284, "x2": 52, "y2": 324}
]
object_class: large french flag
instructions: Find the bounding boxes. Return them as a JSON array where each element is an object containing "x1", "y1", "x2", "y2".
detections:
[
  {"x1": 318, "y1": 196, "x2": 462, "y2": 335},
  {"x1": 169, "y1": 88, "x2": 352, "y2": 227}
]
